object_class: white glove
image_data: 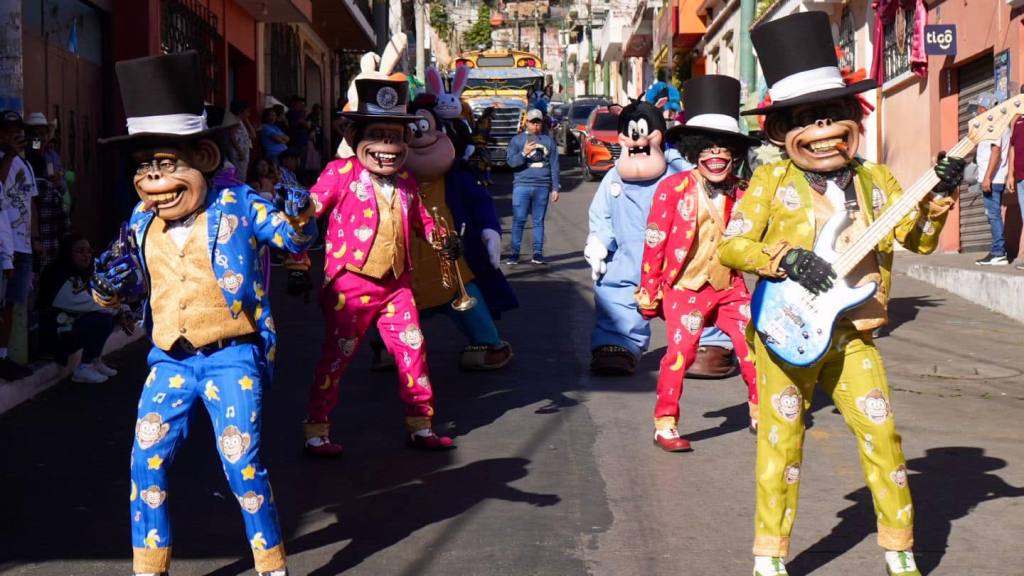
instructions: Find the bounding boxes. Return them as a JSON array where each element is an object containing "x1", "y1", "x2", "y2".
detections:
[
  {"x1": 583, "y1": 236, "x2": 608, "y2": 281},
  {"x1": 481, "y1": 228, "x2": 502, "y2": 269}
]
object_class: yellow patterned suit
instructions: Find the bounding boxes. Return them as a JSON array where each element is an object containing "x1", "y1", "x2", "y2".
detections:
[{"x1": 718, "y1": 158, "x2": 954, "y2": 558}]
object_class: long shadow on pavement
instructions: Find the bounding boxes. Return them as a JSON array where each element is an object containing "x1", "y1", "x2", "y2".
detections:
[{"x1": 786, "y1": 446, "x2": 1024, "y2": 575}]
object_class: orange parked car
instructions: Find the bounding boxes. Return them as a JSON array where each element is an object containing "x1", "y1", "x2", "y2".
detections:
[{"x1": 578, "y1": 105, "x2": 622, "y2": 181}]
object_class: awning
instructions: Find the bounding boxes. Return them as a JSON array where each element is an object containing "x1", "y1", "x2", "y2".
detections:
[
  {"x1": 311, "y1": 0, "x2": 376, "y2": 51},
  {"x1": 676, "y1": 0, "x2": 706, "y2": 51}
]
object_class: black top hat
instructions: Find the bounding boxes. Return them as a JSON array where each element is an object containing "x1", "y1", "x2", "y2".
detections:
[
  {"x1": 342, "y1": 79, "x2": 416, "y2": 124},
  {"x1": 740, "y1": 11, "x2": 875, "y2": 116},
  {"x1": 99, "y1": 51, "x2": 236, "y2": 147},
  {"x1": 667, "y1": 75, "x2": 759, "y2": 144}
]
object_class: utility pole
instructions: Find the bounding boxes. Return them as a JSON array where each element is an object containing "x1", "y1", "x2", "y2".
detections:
[
  {"x1": 414, "y1": 0, "x2": 426, "y2": 81},
  {"x1": 587, "y1": 0, "x2": 594, "y2": 94},
  {"x1": 738, "y1": 0, "x2": 756, "y2": 101}
]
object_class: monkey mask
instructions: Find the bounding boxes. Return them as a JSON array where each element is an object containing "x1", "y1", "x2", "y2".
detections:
[
  {"x1": 741, "y1": 11, "x2": 875, "y2": 174},
  {"x1": 101, "y1": 51, "x2": 237, "y2": 222},
  {"x1": 342, "y1": 78, "x2": 418, "y2": 177},
  {"x1": 403, "y1": 94, "x2": 456, "y2": 180},
  {"x1": 615, "y1": 100, "x2": 668, "y2": 181}
]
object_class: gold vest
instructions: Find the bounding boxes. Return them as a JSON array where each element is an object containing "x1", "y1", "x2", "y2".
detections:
[
  {"x1": 351, "y1": 182, "x2": 405, "y2": 279},
  {"x1": 676, "y1": 187, "x2": 732, "y2": 291},
  {"x1": 810, "y1": 182, "x2": 886, "y2": 331},
  {"x1": 411, "y1": 177, "x2": 474, "y2": 310},
  {"x1": 145, "y1": 212, "x2": 256, "y2": 351}
]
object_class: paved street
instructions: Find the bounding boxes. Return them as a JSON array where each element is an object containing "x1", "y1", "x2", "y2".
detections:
[{"x1": 2, "y1": 159, "x2": 1023, "y2": 576}]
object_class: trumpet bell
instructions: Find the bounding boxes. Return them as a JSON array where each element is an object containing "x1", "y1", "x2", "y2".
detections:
[{"x1": 451, "y1": 295, "x2": 478, "y2": 312}]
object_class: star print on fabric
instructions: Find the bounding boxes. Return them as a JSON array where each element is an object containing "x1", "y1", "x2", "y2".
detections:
[
  {"x1": 239, "y1": 375, "x2": 254, "y2": 391},
  {"x1": 643, "y1": 262, "x2": 651, "y2": 273},
  {"x1": 254, "y1": 282, "x2": 265, "y2": 299},
  {"x1": 168, "y1": 374, "x2": 185, "y2": 389},
  {"x1": 354, "y1": 249, "x2": 365, "y2": 261},
  {"x1": 147, "y1": 454, "x2": 164, "y2": 470},
  {"x1": 363, "y1": 208, "x2": 374, "y2": 219},
  {"x1": 272, "y1": 233, "x2": 284, "y2": 247},
  {"x1": 686, "y1": 229, "x2": 695, "y2": 239},
  {"x1": 204, "y1": 381, "x2": 220, "y2": 401},
  {"x1": 254, "y1": 203, "x2": 268, "y2": 224},
  {"x1": 231, "y1": 300, "x2": 243, "y2": 315},
  {"x1": 241, "y1": 465, "x2": 256, "y2": 480},
  {"x1": 360, "y1": 295, "x2": 371, "y2": 304}
]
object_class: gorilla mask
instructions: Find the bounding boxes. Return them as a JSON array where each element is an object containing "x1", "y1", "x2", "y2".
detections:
[{"x1": 132, "y1": 139, "x2": 221, "y2": 222}]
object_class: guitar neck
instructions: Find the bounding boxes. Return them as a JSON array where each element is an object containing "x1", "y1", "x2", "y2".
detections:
[{"x1": 832, "y1": 137, "x2": 975, "y2": 278}]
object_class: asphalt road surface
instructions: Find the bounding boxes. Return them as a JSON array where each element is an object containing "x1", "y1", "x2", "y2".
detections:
[{"x1": 2, "y1": 158, "x2": 1023, "y2": 576}]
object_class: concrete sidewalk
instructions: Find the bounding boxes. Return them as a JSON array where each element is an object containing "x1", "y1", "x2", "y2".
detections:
[
  {"x1": 896, "y1": 251, "x2": 1024, "y2": 324},
  {"x1": 0, "y1": 327, "x2": 146, "y2": 415}
]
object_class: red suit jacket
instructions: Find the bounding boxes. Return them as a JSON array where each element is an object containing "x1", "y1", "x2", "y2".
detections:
[{"x1": 636, "y1": 171, "x2": 746, "y2": 316}]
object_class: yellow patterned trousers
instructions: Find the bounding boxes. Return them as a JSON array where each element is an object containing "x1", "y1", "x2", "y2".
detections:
[{"x1": 752, "y1": 322, "x2": 914, "y2": 558}]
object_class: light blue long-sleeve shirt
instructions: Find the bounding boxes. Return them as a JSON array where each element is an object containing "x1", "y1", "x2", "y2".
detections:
[{"x1": 507, "y1": 132, "x2": 560, "y2": 191}]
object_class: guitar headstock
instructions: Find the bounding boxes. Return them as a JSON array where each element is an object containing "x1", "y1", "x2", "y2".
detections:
[{"x1": 967, "y1": 94, "x2": 1024, "y2": 145}]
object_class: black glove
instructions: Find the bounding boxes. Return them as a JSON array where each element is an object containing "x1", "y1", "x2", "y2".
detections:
[
  {"x1": 439, "y1": 233, "x2": 463, "y2": 262},
  {"x1": 90, "y1": 259, "x2": 135, "y2": 302},
  {"x1": 932, "y1": 156, "x2": 966, "y2": 196},
  {"x1": 779, "y1": 248, "x2": 836, "y2": 295}
]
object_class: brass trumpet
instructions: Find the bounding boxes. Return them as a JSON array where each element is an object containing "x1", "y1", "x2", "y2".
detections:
[{"x1": 431, "y1": 206, "x2": 477, "y2": 311}]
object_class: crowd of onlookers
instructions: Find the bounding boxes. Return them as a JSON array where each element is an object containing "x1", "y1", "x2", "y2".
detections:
[
  {"x1": 0, "y1": 95, "x2": 333, "y2": 384},
  {"x1": 0, "y1": 109, "x2": 125, "y2": 383}
]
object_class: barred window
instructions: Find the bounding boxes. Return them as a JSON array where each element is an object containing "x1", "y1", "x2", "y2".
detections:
[
  {"x1": 160, "y1": 0, "x2": 221, "y2": 103},
  {"x1": 882, "y1": 4, "x2": 914, "y2": 80},
  {"x1": 838, "y1": 7, "x2": 856, "y2": 72},
  {"x1": 268, "y1": 24, "x2": 301, "y2": 102}
]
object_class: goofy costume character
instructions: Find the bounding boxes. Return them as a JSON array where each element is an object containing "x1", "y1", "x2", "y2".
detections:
[
  {"x1": 635, "y1": 76, "x2": 760, "y2": 451},
  {"x1": 717, "y1": 13, "x2": 965, "y2": 576},
  {"x1": 302, "y1": 79, "x2": 459, "y2": 457},
  {"x1": 91, "y1": 52, "x2": 316, "y2": 576},
  {"x1": 585, "y1": 101, "x2": 735, "y2": 376}
]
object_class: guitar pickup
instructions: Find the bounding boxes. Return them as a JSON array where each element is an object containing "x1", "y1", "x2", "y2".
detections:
[{"x1": 782, "y1": 305, "x2": 806, "y2": 328}]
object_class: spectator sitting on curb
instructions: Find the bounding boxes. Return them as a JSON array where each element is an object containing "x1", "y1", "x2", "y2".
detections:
[{"x1": 36, "y1": 235, "x2": 129, "y2": 383}]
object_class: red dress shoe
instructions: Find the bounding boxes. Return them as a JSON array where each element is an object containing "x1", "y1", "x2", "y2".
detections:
[
  {"x1": 653, "y1": 430, "x2": 693, "y2": 452},
  {"x1": 304, "y1": 437, "x2": 344, "y2": 458},
  {"x1": 407, "y1": 431, "x2": 456, "y2": 451}
]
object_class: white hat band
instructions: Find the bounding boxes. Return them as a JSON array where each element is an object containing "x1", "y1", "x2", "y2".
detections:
[
  {"x1": 126, "y1": 111, "x2": 208, "y2": 135},
  {"x1": 768, "y1": 66, "x2": 846, "y2": 103},
  {"x1": 686, "y1": 113, "x2": 742, "y2": 134},
  {"x1": 364, "y1": 103, "x2": 408, "y2": 115}
]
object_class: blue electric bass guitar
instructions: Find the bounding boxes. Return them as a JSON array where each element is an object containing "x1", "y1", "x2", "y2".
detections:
[{"x1": 752, "y1": 95, "x2": 1023, "y2": 367}]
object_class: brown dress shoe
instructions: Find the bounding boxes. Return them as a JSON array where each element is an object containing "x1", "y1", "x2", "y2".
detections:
[
  {"x1": 685, "y1": 345, "x2": 738, "y2": 379},
  {"x1": 460, "y1": 341, "x2": 514, "y2": 371},
  {"x1": 590, "y1": 346, "x2": 637, "y2": 375}
]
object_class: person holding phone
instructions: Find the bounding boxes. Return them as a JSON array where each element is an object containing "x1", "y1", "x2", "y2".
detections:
[{"x1": 506, "y1": 108, "x2": 560, "y2": 265}]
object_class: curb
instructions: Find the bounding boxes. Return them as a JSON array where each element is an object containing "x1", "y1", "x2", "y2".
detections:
[
  {"x1": 0, "y1": 328, "x2": 147, "y2": 416},
  {"x1": 905, "y1": 264, "x2": 1024, "y2": 324}
]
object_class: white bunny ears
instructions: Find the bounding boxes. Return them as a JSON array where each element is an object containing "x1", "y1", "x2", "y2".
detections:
[
  {"x1": 338, "y1": 32, "x2": 409, "y2": 158},
  {"x1": 425, "y1": 64, "x2": 469, "y2": 99}
]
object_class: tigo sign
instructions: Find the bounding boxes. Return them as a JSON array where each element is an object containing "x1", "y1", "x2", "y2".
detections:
[{"x1": 924, "y1": 24, "x2": 956, "y2": 56}]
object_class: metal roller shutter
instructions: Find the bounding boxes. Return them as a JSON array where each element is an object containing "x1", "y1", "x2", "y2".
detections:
[{"x1": 958, "y1": 54, "x2": 996, "y2": 253}]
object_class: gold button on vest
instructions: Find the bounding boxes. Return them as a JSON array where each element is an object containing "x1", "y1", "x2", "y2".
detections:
[{"x1": 145, "y1": 211, "x2": 257, "y2": 351}]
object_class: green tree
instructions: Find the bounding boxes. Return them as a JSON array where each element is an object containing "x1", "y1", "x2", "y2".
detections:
[
  {"x1": 429, "y1": 4, "x2": 452, "y2": 41},
  {"x1": 463, "y1": 4, "x2": 493, "y2": 50}
]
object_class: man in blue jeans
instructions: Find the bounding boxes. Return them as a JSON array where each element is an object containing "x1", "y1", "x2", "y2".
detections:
[
  {"x1": 974, "y1": 93, "x2": 1011, "y2": 266},
  {"x1": 506, "y1": 108, "x2": 560, "y2": 265}
]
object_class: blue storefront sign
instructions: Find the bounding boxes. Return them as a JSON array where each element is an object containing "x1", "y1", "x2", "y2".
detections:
[{"x1": 924, "y1": 24, "x2": 956, "y2": 56}]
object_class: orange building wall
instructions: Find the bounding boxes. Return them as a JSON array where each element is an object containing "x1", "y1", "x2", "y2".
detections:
[{"x1": 933, "y1": 1, "x2": 1019, "y2": 252}]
